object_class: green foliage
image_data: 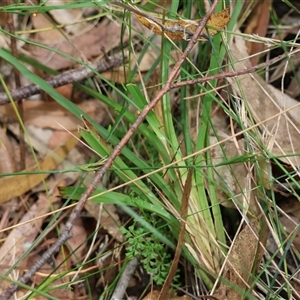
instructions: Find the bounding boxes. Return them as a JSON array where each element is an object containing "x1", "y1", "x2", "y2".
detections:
[{"x1": 120, "y1": 222, "x2": 179, "y2": 286}]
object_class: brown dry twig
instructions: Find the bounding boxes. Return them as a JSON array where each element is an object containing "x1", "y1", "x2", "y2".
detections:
[
  {"x1": 170, "y1": 48, "x2": 299, "y2": 89},
  {"x1": 158, "y1": 169, "x2": 193, "y2": 300},
  {"x1": 0, "y1": 53, "x2": 125, "y2": 105},
  {"x1": 4, "y1": 0, "x2": 26, "y2": 169}
]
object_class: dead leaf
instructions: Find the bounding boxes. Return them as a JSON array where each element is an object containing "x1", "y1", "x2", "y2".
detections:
[
  {"x1": 31, "y1": 255, "x2": 75, "y2": 299},
  {"x1": 135, "y1": 6, "x2": 230, "y2": 41},
  {"x1": 85, "y1": 200, "x2": 124, "y2": 243},
  {"x1": 229, "y1": 34, "x2": 300, "y2": 166},
  {"x1": 276, "y1": 198, "x2": 300, "y2": 252},
  {"x1": 53, "y1": 84, "x2": 73, "y2": 100},
  {"x1": 0, "y1": 193, "x2": 55, "y2": 291},
  {"x1": 0, "y1": 128, "x2": 16, "y2": 174},
  {"x1": 61, "y1": 218, "x2": 87, "y2": 264},
  {"x1": 0, "y1": 128, "x2": 19, "y2": 228},
  {"x1": 270, "y1": 51, "x2": 300, "y2": 84},
  {"x1": 270, "y1": 51, "x2": 300, "y2": 99},
  {"x1": 28, "y1": 18, "x2": 126, "y2": 70},
  {"x1": 30, "y1": 12, "x2": 64, "y2": 42},
  {"x1": 46, "y1": 0, "x2": 91, "y2": 34},
  {"x1": 0, "y1": 134, "x2": 78, "y2": 204},
  {"x1": 244, "y1": 1, "x2": 271, "y2": 65},
  {"x1": 210, "y1": 137, "x2": 255, "y2": 210},
  {"x1": 0, "y1": 99, "x2": 108, "y2": 131},
  {"x1": 143, "y1": 290, "x2": 192, "y2": 300},
  {"x1": 48, "y1": 130, "x2": 74, "y2": 150},
  {"x1": 101, "y1": 50, "x2": 181, "y2": 83},
  {"x1": 213, "y1": 216, "x2": 268, "y2": 300}
]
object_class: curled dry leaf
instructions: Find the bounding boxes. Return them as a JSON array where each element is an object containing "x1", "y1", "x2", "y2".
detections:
[
  {"x1": 135, "y1": 6, "x2": 230, "y2": 41},
  {"x1": 244, "y1": 1, "x2": 270, "y2": 66}
]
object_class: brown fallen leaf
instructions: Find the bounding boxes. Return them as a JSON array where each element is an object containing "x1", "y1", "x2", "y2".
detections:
[
  {"x1": 213, "y1": 216, "x2": 268, "y2": 300},
  {"x1": 101, "y1": 50, "x2": 181, "y2": 84},
  {"x1": 86, "y1": 201, "x2": 124, "y2": 243},
  {"x1": 30, "y1": 252, "x2": 75, "y2": 300},
  {"x1": 46, "y1": 0, "x2": 90, "y2": 35},
  {"x1": 0, "y1": 134, "x2": 79, "y2": 204},
  {"x1": 228, "y1": 34, "x2": 300, "y2": 167},
  {"x1": 0, "y1": 99, "x2": 108, "y2": 131},
  {"x1": 135, "y1": 6, "x2": 230, "y2": 41},
  {"x1": 0, "y1": 128, "x2": 16, "y2": 175},
  {"x1": 275, "y1": 197, "x2": 300, "y2": 253},
  {"x1": 143, "y1": 290, "x2": 192, "y2": 300},
  {"x1": 0, "y1": 193, "x2": 55, "y2": 291},
  {"x1": 0, "y1": 128, "x2": 19, "y2": 238},
  {"x1": 270, "y1": 51, "x2": 300, "y2": 84},
  {"x1": 28, "y1": 18, "x2": 126, "y2": 70},
  {"x1": 61, "y1": 218, "x2": 87, "y2": 264},
  {"x1": 0, "y1": 177, "x2": 79, "y2": 297},
  {"x1": 244, "y1": 1, "x2": 271, "y2": 66},
  {"x1": 209, "y1": 137, "x2": 254, "y2": 209}
]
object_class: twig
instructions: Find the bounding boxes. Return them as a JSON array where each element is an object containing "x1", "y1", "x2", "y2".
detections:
[
  {"x1": 5, "y1": 0, "x2": 26, "y2": 169},
  {"x1": 0, "y1": 53, "x2": 124, "y2": 105},
  {"x1": 169, "y1": 48, "x2": 300, "y2": 90},
  {"x1": 158, "y1": 169, "x2": 193, "y2": 300},
  {"x1": 111, "y1": 257, "x2": 139, "y2": 300}
]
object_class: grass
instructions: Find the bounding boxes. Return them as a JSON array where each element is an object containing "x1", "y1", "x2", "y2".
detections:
[{"x1": 1, "y1": 0, "x2": 300, "y2": 299}]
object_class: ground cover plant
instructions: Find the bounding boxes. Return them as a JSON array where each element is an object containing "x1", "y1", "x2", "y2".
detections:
[{"x1": 0, "y1": 0, "x2": 300, "y2": 299}]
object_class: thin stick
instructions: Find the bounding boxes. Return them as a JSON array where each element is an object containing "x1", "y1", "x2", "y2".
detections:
[
  {"x1": 111, "y1": 257, "x2": 139, "y2": 300},
  {"x1": 0, "y1": 53, "x2": 124, "y2": 105},
  {"x1": 5, "y1": 0, "x2": 26, "y2": 169},
  {"x1": 169, "y1": 48, "x2": 299, "y2": 90},
  {"x1": 158, "y1": 169, "x2": 193, "y2": 300}
]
